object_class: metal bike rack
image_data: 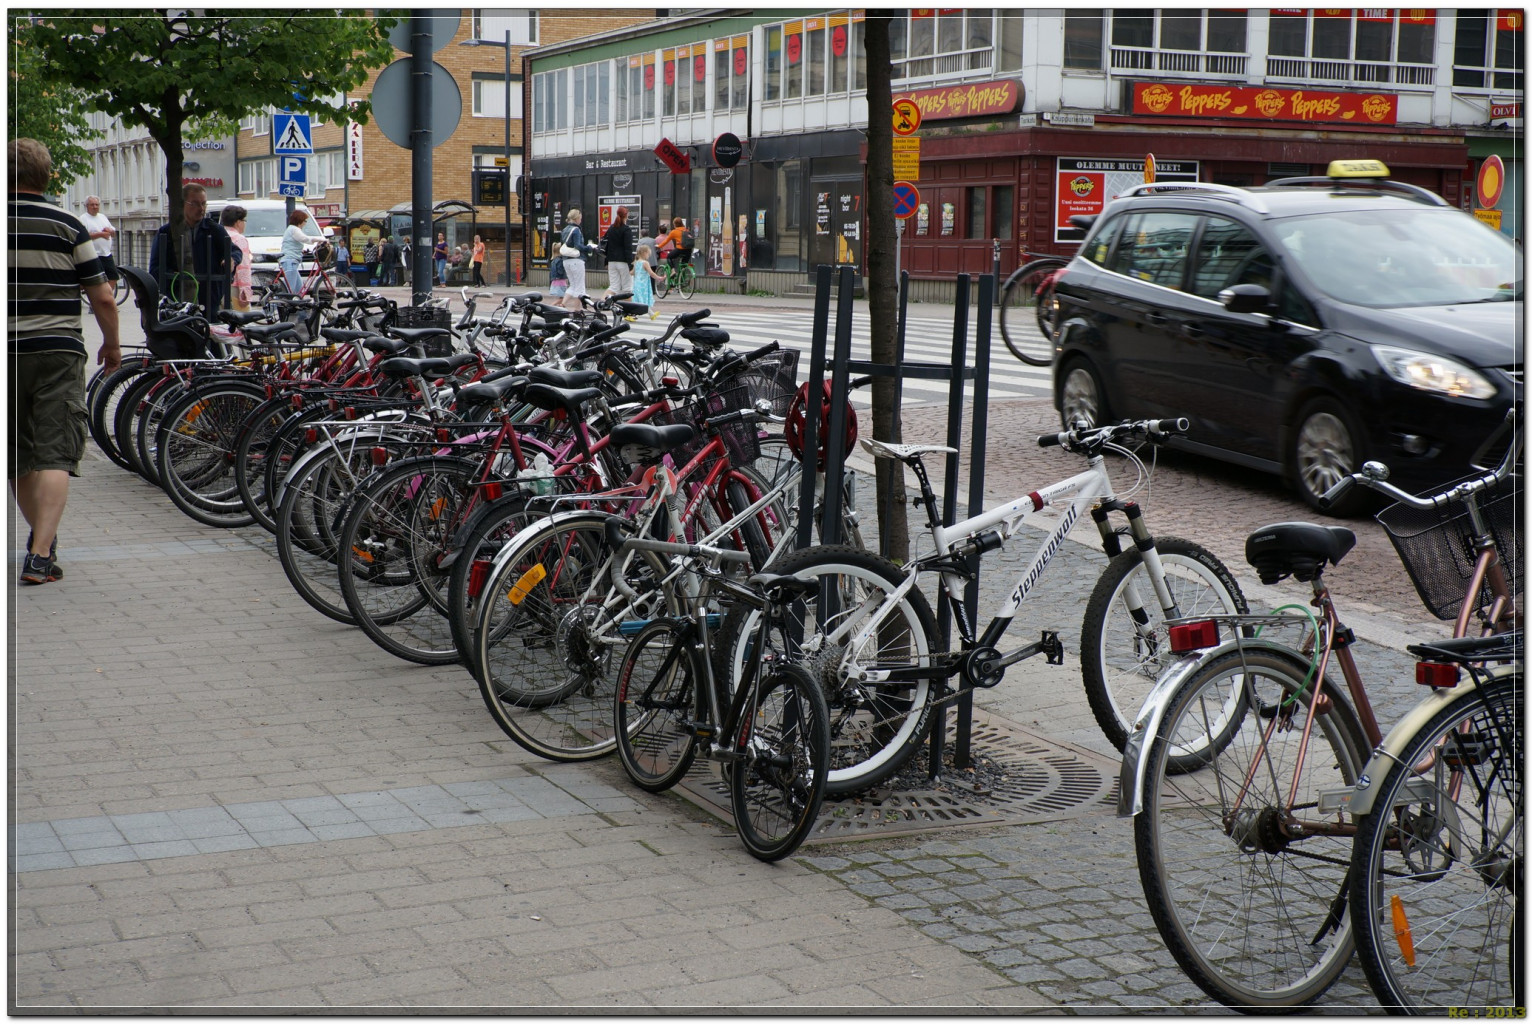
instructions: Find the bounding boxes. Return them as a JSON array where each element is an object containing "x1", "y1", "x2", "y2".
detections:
[{"x1": 795, "y1": 263, "x2": 994, "y2": 776}]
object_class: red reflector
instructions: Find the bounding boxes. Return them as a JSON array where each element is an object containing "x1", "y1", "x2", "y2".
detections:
[
  {"x1": 303, "y1": 427, "x2": 318, "y2": 444},
  {"x1": 327, "y1": 398, "x2": 339, "y2": 411},
  {"x1": 482, "y1": 481, "x2": 503, "y2": 501},
  {"x1": 436, "y1": 427, "x2": 452, "y2": 443},
  {"x1": 291, "y1": 394, "x2": 303, "y2": 410},
  {"x1": 1169, "y1": 619, "x2": 1221, "y2": 654},
  {"x1": 1416, "y1": 662, "x2": 1459, "y2": 688},
  {"x1": 662, "y1": 375, "x2": 680, "y2": 387},
  {"x1": 467, "y1": 559, "x2": 491, "y2": 599},
  {"x1": 370, "y1": 446, "x2": 389, "y2": 467},
  {"x1": 344, "y1": 406, "x2": 357, "y2": 420}
]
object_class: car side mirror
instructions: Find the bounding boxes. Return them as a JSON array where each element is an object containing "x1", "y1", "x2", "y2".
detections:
[{"x1": 1218, "y1": 283, "x2": 1274, "y2": 315}]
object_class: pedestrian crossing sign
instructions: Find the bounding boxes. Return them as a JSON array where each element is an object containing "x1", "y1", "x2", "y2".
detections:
[{"x1": 273, "y1": 113, "x2": 313, "y2": 155}]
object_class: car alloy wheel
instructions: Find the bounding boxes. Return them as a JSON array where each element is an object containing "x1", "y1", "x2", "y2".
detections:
[
  {"x1": 1060, "y1": 360, "x2": 1105, "y2": 429},
  {"x1": 1293, "y1": 398, "x2": 1365, "y2": 513}
]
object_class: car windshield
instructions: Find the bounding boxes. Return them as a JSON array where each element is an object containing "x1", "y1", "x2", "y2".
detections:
[
  {"x1": 1271, "y1": 206, "x2": 1521, "y2": 307},
  {"x1": 241, "y1": 209, "x2": 315, "y2": 238}
]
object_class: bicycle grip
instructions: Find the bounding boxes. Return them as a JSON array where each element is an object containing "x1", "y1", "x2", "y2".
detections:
[
  {"x1": 1037, "y1": 431, "x2": 1066, "y2": 447},
  {"x1": 680, "y1": 308, "x2": 712, "y2": 325},
  {"x1": 1149, "y1": 417, "x2": 1189, "y2": 437},
  {"x1": 1316, "y1": 475, "x2": 1354, "y2": 512},
  {"x1": 744, "y1": 341, "x2": 781, "y2": 362}
]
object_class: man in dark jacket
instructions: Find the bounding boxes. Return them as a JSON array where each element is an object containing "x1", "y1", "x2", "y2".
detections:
[
  {"x1": 147, "y1": 183, "x2": 232, "y2": 315},
  {"x1": 379, "y1": 235, "x2": 397, "y2": 286}
]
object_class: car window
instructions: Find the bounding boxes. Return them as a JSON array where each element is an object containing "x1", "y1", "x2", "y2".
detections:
[
  {"x1": 1271, "y1": 207, "x2": 1521, "y2": 307},
  {"x1": 1189, "y1": 217, "x2": 1273, "y2": 299},
  {"x1": 1081, "y1": 213, "x2": 1122, "y2": 266},
  {"x1": 1108, "y1": 212, "x2": 1197, "y2": 290}
]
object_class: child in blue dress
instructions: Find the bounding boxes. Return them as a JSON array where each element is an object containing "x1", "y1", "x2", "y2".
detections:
[{"x1": 632, "y1": 243, "x2": 664, "y2": 318}]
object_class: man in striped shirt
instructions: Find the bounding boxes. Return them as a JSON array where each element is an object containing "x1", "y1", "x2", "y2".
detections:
[{"x1": 9, "y1": 138, "x2": 121, "y2": 585}]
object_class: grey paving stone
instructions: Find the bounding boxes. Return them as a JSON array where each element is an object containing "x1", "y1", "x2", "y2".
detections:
[
  {"x1": 128, "y1": 840, "x2": 201, "y2": 860},
  {"x1": 15, "y1": 852, "x2": 76, "y2": 872},
  {"x1": 191, "y1": 835, "x2": 261, "y2": 855},
  {"x1": 67, "y1": 845, "x2": 141, "y2": 867},
  {"x1": 248, "y1": 828, "x2": 319, "y2": 848},
  {"x1": 15, "y1": 832, "x2": 66, "y2": 856},
  {"x1": 58, "y1": 830, "x2": 126, "y2": 852}
]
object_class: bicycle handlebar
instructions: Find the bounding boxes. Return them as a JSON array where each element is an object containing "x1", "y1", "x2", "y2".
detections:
[
  {"x1": 1318, "y1": 408, "x2": 1520, "y2": 512},
  {"x1": 1037, "y1": 417, "x2": 1188, "y2": 449}
]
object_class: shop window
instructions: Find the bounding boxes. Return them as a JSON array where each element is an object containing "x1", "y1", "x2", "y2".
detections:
[
  {"x1": 807, "y1": 20, "x2": 826, "y2": 97},
  {"x1": 1454, "y1": 10, "x2": 1523, "y2": 91},
  {"x1": 994, "y1": 186, "x2": 1013, "y2": 241},
  {"x1": 966, "y1": 187, "x2": 986, "y2": 239},
  {"x1": 1064, "y1": 11, "x2": 1104, "y2": 70},
  {"x1": 471, "y1": 10, "x2": 536, "y2": 46},
  {"x1": 714, "y1": 44, "x2": 731, "y2": 110},
  {"x1": 766, "y1": 26, "x2": 782, "y2": 102}
]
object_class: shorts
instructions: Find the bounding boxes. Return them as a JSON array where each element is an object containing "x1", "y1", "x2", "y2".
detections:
[
  {"x1": 99, "y1": 253, "x2": 119, "y2": 281},
  {"x1": 10, "y1": 350, "x2": 88, "y2": 477},
  {"x1": 607, "y1": 262, "x2": 633, "y2": 295}
]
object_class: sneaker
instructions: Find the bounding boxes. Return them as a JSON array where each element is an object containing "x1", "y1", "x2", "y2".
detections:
[
  {"x1": 26, "y1": 532, "x2": 57, "y2": 562},
  {"x1": 20, "y1": 552, "x2": 62, "y2": 585},
  {"x1": 648, "y1": 311, "x2": 659, "y2": 320}
]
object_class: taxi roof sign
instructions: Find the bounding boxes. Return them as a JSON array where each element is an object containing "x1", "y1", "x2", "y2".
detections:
[{"x1": 1327, "y1": 159, "x2": 1390, "y2": 179}]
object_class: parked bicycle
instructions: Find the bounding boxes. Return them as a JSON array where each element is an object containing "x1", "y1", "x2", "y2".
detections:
[
  {"x1": 717, "y1": 416, "x2": 1247, "y2": 797},
  {"x1": 1121, "y1": 415, "x2": 1521, "y2": 1010}
]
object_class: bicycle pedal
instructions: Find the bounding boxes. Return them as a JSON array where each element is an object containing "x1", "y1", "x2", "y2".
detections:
[{"x1": 682, "y1": 720, "x2": 716, "y2": 740}]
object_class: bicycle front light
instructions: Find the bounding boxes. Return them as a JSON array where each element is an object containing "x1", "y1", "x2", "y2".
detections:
[{"x1": 1373, "y1": 346, "x2": 1496, "y2": 400}]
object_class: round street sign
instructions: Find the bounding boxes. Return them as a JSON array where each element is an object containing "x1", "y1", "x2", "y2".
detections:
[
  {"x1": 893, "y1": 180, "x2": 920, "y2": 220},
  {"x1": 1144, "y1": 153, "x2": 1157, "y2": 184},
  {"x1": 1477, "y1": 154, "x2": 1505, "y2": 209},
  {"x1": 892, "y1": 98, "x2": 922, "y2": 136},
  {"x1": 370, "y1": 59, "x2": 461, "y2": 149}
]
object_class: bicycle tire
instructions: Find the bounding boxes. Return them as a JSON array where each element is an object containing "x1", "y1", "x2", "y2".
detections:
[
  {"x1": 155, "y1": 382, "x2": 264, "y2": 528},
  {"x1": 1134, "y1": 645, "x2": 1368, "y2": 1010},
  {"x1": 473, "y1": 510, "x2": 674, "y2": 762},
  {"x1": 655, "y1": 269, "x2": 672, "y2": 301},
  {"x1": 231, "y1": 394, "x2": 303, "y2": 533},
  {"x1": 135, "y1": 376, "x2": 193, "y2": 489},
  {"x1": 113, "y1": 370, "x2": 169, "y2": 481},
  {"x1": 1081, "y1": 537, "x2": 1248, "y2": 760},
  {"x1": 714, "y1": 544, "x2": 940, "y2": 797},
  {"x1": 1350, "y1": 672, "x2": 1522, "y2": 1013},
  {"x1": 336, "y1": 455, "x2": 477, "y2": 665},
  {"x1": 999, "y1": 259, "x2": 1066, "y2": 367},
  {"x1": 678, "y1": 265, "x2": 696, "y2": 300},
  {"x1": 90, "y1": 363, "x2": 152, "y2": 470},
  {"x1": 730, "y1": 660, "x2": 830, "y2": 862},
  {"x1": 113, "y1": 274, "x2": 130, "y2": 306},
  {"x1": 274, "y1": 442, "x2": 382, "y2": 624},
  {"x1": 613, "y1": 618, "x2": 700, "y2": 792}
]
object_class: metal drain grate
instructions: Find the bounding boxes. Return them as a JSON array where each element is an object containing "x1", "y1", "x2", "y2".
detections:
[{"x1": 673, "y1": 707, "x2": 1122, "y2": 844}]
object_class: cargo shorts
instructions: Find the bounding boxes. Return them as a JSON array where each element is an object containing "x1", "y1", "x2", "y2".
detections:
[{"x1": 10, "y1": 350, "x2": 89, "y2": 477}]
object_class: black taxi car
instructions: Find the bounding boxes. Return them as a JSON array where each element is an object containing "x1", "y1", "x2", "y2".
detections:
[{"x1": 1051, "y1": 161, "x2": 1521, "y2": 514}]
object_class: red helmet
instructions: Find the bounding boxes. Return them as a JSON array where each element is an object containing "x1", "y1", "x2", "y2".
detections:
[{"x1": 785, "y1": 380, "x2": 858, "y2": 470}]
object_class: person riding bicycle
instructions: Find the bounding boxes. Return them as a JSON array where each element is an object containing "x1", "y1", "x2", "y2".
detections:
[{"x1": 657, "y1": 217, "x2": 694, "y2": 275}]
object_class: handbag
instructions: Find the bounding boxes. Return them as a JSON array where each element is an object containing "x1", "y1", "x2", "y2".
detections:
[{"x1": 558, "y1": 226, "x2": 581, "y2": 260}]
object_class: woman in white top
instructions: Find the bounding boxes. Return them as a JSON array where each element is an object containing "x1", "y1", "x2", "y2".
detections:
[
  {"x1": 559, "y1": 208, "x2": 592, "y2": 310},
  {"x1": 279, "y1": 210, "x2": 325, "y2": 294}
]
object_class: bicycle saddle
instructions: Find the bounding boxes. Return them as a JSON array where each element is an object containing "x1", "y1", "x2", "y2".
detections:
[
  {"x1": 319, "y1": 327, "x2": 377, "y2": 344},
  {"x1": 746, "y1": 572, "x2": 820, "y2": 599},
  {"x1": 520, "y1": 383, "x2": 604, "y2": 417},
  {"x1": 217, "y1": 309, "x2": 268, "y2": 328},
  {"x1": 376, "y1": 356, "x2": 460, "y2": 379},
  {"x1": 616, "y1": 300, "x2": 648, "y2": 318},
  {"x1": 241, "y1": 321, "x2": 305, "y2": 343},
  {"x1": 682, "y1": 327, "x2": 730, "y2": 347},
  {"x1": 388, "y1": 326, "x2": 451, "y2": 345},
  {"x1": 859, "y1": 438, "x2": 957, "y2": 462},
  {"x1": 455, "y1": 376, "x2": 528, "y2": 405},
  {"x1": 1408, "y1": 630, "x2": 1522, "y2": 664},
  {"x1": 527, "y1": 367, "x2": 603, "y2": 390},
  {"x1": 609, "y1": 422, "x2": 696, "y2": 463},
  {"x1": 1244, "y1": 522, "x2": 1357, "y2": 584},
  {"x1": 364, "y1": 336, "x2": 413, "y2": 355}
]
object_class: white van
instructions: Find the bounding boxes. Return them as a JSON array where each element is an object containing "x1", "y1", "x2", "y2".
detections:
[{"x1": 206, "y1": 198, "x2": 324, "y2": 290}]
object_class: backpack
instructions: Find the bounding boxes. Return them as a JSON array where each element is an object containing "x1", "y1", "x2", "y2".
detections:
[{"x1": 679, "y1": 228, "x2": 695, "y2": 251}]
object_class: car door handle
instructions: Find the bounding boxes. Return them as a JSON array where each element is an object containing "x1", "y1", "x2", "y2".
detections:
[
  {"x1": 1181, "y1": 322, "x2": 1205, "y2": 339},
  {"x1": 1144, "y1": 311, "x2": 1170, "y2": 328}
]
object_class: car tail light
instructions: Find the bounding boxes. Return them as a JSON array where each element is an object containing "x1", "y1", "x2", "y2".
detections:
[
  {"x1": 1415, "y1": 662, "x2": 1459, "y2": 688},
  {"x1": 1169, "y1": 619, "x2": 1220, "y2": 654}
]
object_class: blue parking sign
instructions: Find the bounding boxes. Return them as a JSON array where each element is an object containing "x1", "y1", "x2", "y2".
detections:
[{"x1": 278, "y1": 155, "x2": 306, "y2": 197}]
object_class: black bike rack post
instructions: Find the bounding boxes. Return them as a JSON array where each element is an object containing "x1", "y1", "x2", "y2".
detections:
[{"x1": 797, "y1": 265, "x2": 994, "y2": 779}]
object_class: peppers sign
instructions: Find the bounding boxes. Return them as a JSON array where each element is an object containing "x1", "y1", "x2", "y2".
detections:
[
  {"x1": 712, "y1": 132, "x2": 743, "y2": 168},
  {"x1": 1133, "y1": 81, "x2": 1398, "y2": 125},
  {"x1": 1477, "y1": 155, "x2": 1506, "y2": 210},
  {"x1": 654, "y1": 137, "x2": 690, "y2": 175}
]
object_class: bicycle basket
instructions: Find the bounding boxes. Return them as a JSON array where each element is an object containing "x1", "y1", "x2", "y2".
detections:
[
  {"x1": 655, "y1": 382, "x2": 762, "y2": 473},
  {"x1": 731, "y1": 348, "x2": 801, "y2": 416},
  {"x1": 391, "y1": 305, "x2": 455, "y2": 357},
  {"x1": 1377, "y1": 481, "x2": 1523, "y2": 621}
]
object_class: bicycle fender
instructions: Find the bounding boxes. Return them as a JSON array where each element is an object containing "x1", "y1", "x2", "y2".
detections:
[
  {"x1": 1345, "y1": 664, "x2": 1516, "y2": 817},
  {"x1": 1117, "y1": 636, "x2": 1314, "y2": 818},
  {"x1": 484, "y1": 508, "x2": 616, "y2": 578},
  {"x1": 270, "y1": 418, "x2": 408, "y2": 509}
]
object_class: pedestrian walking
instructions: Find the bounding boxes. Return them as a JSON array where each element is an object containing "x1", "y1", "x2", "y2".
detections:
[
  {"x1": 632, "y1": 242, "x2": 663, "y2": 318},
  {"x1": 220, "y1": 205, "x2": 253, "y2": 311},
  {"x1": 471, "y1": 235, "x2": 486, "y2": 287},
  {"x1": 363, "y1": 237, "x2": 380, "y2": 285},
  {"x1": 335, "y1": 238, "x2": 350, "y2": 276},
  {"x1": 396, "y1": 237, "x2": 408, "y2": 286},
  {"x1": 9, "y1": 138, "x2": 122, "y2": 585},
  {"x1": 558, "y1": 209, "x2": 594, "y2": 310},
  {"x1": 148, "y1": 182, "x2": 232, "y2": 314},
  {"x1": 433, "y1": 233, "x2": 449, "y2": 287},
  {"x1": 601, "y1": 206, "x2": 635, "y2": 299},
  {"x1": 78, "y1": 195, "x2": 118, "y2": 286},
  {"x1": 277, "y1": 210, "x2": 324, "y2": 294}
]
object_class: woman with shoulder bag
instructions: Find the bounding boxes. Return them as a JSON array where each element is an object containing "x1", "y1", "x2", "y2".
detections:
[
  {"x1": 559, "y1": 209, "x2": 593, "y2": 309},
  {"x1": 600, "y1": 206, "x2": 635, "y2": 299}
]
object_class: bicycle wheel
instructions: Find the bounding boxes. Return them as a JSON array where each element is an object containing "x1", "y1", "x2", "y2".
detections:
[
  {"x1": 999, "y1": 260, "x2": 1066, "y2": 367},
  {"x1": 90, "y1": 363, "x2": 152, "y2": 471},
  {"x1": 715, "y1": 544, "x2": 940, "y2": 797},
  {"x1": 655, "y1": 269, "x2": 671, "y2": 300},
  {"x1": 1135, "y1": 645, "x2": 1368, "y2": 1010},
  {"x1": 1081, "y1": 537, "x2": 1248, "y2": 759},
  {"x1": 155, "y1": 382, "x2": 264, "y2": 528},
  {"x1": 677, "y1": 265, "x2": 696, "y2": 300},
  {"x1": 474, "y1": 511, "x2": 675, "y2": 762},
  {"x1": 231, "y1": 394, "x2": 303, "y2": 533},
  {"x1": 1351, "y1": 672, "x2": 1522, "y2": 1013},
  {"x1": 113, "y1": 273, "x2": 130, "y2": 306},
  {"x1": 337, "y1": 455, "x2": 476, "y2": 665},
  {"x1": 730, "y1": 660, "x2": 830, "y2": 862},
  {"x1": 274, "y1": 442, "x2": 383, "y2": 624},
  {"x1": 613, "y1": 618, "x2": 700, "y2": 792},
  {"x1": 112, "y1": 369, "x2": 166, "y2": 480},
  {"x1": 136, "y1": 376, "x2": 193, "y2": 488}
]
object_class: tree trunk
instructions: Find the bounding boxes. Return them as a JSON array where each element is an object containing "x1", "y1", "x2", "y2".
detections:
[{"x1": 863, "y1": 14, "x2": 910, "y2": 564}]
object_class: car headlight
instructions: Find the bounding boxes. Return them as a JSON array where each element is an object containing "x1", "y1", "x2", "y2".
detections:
[{"x1": 1373, "y1": 345, "x2": 1497, "y2": 400}]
